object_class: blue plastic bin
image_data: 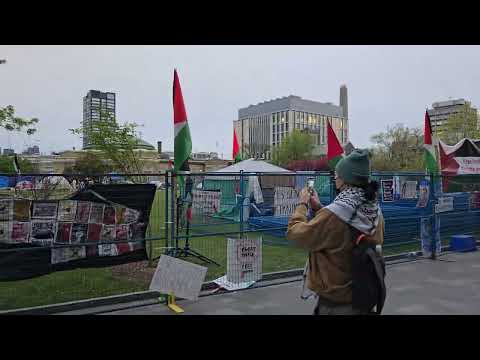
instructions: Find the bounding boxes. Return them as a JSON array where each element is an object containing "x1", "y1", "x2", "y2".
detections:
[{"x1": 450, "y1": 235, "x2": 477, "y2": 252}]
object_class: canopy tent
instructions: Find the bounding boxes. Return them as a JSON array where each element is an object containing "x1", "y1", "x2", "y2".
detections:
[
  {"x1": 440, "y1": 138, "x2": 480, "y2": 175},
  {"x1": 203, "y1": 159, "x2": 295, "y2": 221}
]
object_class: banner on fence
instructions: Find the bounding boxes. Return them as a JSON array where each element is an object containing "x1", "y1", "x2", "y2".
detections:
[
  {"x1": 469, "y1": 192, "x2": 480, "y2": 210},
  {"x1": 400, "y1": 180, "x2": 418, "y2": 199},
  {"x1": 0, "y1": 184, "x2": 156, "y2": 281},
  {"x1": 192, "y1": 190, "x2": 221, "y2": 216},
  {"x1": 274, "y1": 187, "x2": 299, "y2": 216},
  {"x1": 381, "y1": 179, "x2": 394, "y2": 202},
  {"x1": 421, "y1": 217, "x2": 441, "y2": 257},
  {"x1": 227, "y1": 237, "x2": 262, "y2": 284},
  {"x1": 416, "y1": 179, "x2": 430, "y2": 208},
  {"x1": 149, "y1": 255, "x2": 207, "y2": 301},
  {"x1": 435, "y1": 197, "x2": 454, "y2": 213}
]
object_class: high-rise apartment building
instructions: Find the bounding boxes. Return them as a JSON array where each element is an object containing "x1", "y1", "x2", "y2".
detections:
[
  {"x1": 233, "y1": 86, "x2": 349, "y2": 160},
  {"x1": 83, "y1": 90, "x2": 116, "y2": 149},
  {"x1": 427, "y1": 98, "x2": 477, "y2": 134}
]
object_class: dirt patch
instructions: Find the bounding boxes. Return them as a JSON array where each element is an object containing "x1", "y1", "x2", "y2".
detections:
[{"x1": 111, "y1": 260, "x2": 157, "y2": 285}]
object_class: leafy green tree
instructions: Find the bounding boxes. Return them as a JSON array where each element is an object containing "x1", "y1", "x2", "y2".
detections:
[
  {"x1": 70, "y1": 110, "x2": 145, "y2": 178},
  {"x1": 0, "y1": 105, "x2": 38, "y2": 135},
  {"x1": 64, "y1": 152, "x2": 112, "y2": 175},
  {"x1": 0, "y1": 155, "x2": 37, "y2": 174},
  {"x1": 271, "y1": 129, "x2": 314, "y2": 167},
  {"x1": 438, "y1": 103, "x2": 480, "y2": 145},
  {"x1": 370, "y1": 124, "x2": 424, "y2": 171}
]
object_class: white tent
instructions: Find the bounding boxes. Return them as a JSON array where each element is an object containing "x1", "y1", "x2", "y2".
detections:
[{"x1": 212, "y1": 158, "x2": 293, "y2": 175}]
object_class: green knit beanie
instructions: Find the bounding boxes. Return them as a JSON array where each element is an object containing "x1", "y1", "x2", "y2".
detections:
[{"x1": 335, "y1": 149, "x2": 371, "y2": 187}]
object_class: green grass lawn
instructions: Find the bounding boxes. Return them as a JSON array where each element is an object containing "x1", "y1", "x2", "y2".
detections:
[{"x1": 0, "y1": 267, "x2": 147, "y2": 311}]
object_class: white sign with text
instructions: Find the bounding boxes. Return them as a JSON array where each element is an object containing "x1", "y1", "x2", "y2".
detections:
[
  {"x1": 227, "y1": 237, "x2": 262, "y2": 284},
  {"x1": 273, "y1": 187, "x2": 299, "y2": 216}
]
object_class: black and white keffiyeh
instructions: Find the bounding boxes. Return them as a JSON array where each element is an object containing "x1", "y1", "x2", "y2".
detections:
[{"x1": 325, "y1": 185, "x2": 382, "y2": 235}]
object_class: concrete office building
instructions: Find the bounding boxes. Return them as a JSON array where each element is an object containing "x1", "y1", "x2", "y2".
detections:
[
  {"x1": 233, "y1": 86, "x2": 349, "y2": 160},
  {"x1": 427, "y1": 98, "x2": 477, "y2": 134},
  {"x1": 83, "y1": 90, "x2": 116, "y2": 149}
]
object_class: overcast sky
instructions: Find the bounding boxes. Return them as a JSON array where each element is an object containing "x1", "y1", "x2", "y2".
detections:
[{"x1": 1, "y1": 45, "x2": 479, "y2": 157}]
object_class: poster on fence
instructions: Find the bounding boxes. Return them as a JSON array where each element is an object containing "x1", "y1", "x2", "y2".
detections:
[
  {"x1": 149, "y1": 255, "x2": 207, "y2": 301},
  {"x1": 400, "y1": 180, "x2": 418, "y2": 199},
  {"x1": 192, "y1": 190, "x2": 221, "y2": 216},
  {"x1": 381, "y1": 180, "x2": 394, "y2": 202},
  {"x1": 435, "y1": 197, "x2": 454, "y2": 213},
  {"x1": 469, "y1": 192, "x2": 480, "y2": 210},
  {"x1": 274, "y1": 187, "x2": 299, "y2": 216},
  {"x1": 0, "y1": 222, "x2": 10, "y2": 243},
  {"x1": 416, "y1": 179, "x2": 430, "y2": 208},
  {"x1": 51, "y1": 246, "x2": 86, "y2": 265},
  {"x1": 226, "y1": 237, "x2": 262, "y2": 284},
  {"x1": 421, "y1": 217, "x2": 441, "y2": 257},
  {"x1": 0, "y1": 200, "x2": 12, "y2": 221}
]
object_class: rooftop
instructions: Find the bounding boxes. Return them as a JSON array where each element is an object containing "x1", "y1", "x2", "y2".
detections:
[{"x1": 239, "y1": 95, "x2": 345, "y2": 119}]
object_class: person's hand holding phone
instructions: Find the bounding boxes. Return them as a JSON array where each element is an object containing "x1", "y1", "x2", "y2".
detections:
[{"x1": 310, "y1": 190, "x2": 322, "y2": 211}]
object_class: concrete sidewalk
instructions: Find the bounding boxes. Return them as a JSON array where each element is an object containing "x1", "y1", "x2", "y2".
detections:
[{"x1": 63, "y1": 251, "x2": 480, "y2": 315}]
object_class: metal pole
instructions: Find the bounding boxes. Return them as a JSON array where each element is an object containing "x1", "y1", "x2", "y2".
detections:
[
  {"x1": 429, "y1": 174, "x2": 437, "y2": 260},
  {"x1": 240, "y1": 170, "x2": 244, "y2": 239},
  {"x1": 241, "y1": 118, "x2": 244, "y2": 159},
  {"x1": 164, "y1": 171, "x2": 169, "y2": 255},
  {"x1": 170, "y1": 173, "x2": 176, "y2": 257}
]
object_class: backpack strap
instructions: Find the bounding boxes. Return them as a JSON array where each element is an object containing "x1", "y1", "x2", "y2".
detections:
[{"x1": 365, "y1": 247, "x2": 387, "y2": 315}]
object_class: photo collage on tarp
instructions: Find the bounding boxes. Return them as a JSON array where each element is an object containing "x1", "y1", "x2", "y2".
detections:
[
  {"x1": 0, "y1": 199, "x2": 32, "y2": 244},
  {"x1": 0, "y1": 196, "x2": 144, "y2": 262}
]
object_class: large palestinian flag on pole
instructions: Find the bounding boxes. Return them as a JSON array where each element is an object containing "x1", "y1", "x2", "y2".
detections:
[
  {"x1": 327, "y1": 120, "x2": 344, "y2": 169},
  {"x1": 173, "y1": 69, "x2": 192, "y2": 191},
  {"x1": 233, "y1": 128, "x2": 241, "y2": 163}
]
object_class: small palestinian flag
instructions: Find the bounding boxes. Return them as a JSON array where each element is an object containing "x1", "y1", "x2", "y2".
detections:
[
  {"x1": 327, "y1": 120, "x2": 344, "y2": 169},
  {"x1": 233, "y1": 128, "x2": 241, "y2": 163}
]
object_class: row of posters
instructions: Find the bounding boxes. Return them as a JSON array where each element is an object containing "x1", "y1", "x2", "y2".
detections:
[
  {"x1": 0, "y1": 199, "x2": 142, "y2": 245},
  {"x1": 51, "y1": 241, "x2": 146, "y2": 265},
  {"x1": 0, "y1": 199, "x2": 139, "y2": 224},
  {"x1": 0, "y1": 219, "x2": 146, "y2": 244}
]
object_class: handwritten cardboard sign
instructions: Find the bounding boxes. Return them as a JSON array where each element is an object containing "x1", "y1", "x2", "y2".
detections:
[
  {"x1": 435, "y1": 197, "x2": 454, "y2": 213},
  {"x1": 227, "y1": 237, "x2": 262, "y2": 284},
  {"x1": 273, "y1": 187, "x2": 299, "y2": 216}
]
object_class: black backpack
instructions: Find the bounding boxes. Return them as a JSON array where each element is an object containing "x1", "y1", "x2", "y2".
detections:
[{"x1": 350, "y1": 227, "x2": 387, "y2": 315}]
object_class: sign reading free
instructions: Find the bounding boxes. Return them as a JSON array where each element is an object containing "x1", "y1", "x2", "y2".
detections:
[{"x1": 227, "y1": 237, "x2": 262, "y2": 284}]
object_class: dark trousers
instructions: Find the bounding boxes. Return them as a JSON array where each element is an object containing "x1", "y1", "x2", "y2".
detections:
[{"x1": 313, "y1": 297, "x2": 370, "y2": 315}]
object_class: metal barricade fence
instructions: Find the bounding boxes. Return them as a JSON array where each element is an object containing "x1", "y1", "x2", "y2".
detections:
[{"x1": 1, "y1": 170, "x2": 478, "y2": 311}]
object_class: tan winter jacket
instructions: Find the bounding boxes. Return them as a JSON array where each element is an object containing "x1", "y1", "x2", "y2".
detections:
[{"x1": 286, "y1": 205, "x2": 384, "y2": 304}]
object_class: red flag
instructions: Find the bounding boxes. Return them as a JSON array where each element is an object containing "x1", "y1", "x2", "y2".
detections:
[
  {"x1": 327, "y1": 120, "x2": 344, "y2": 169},
  {"x1": 233, "y1": 128, "x2": 241, "y2": 162}
]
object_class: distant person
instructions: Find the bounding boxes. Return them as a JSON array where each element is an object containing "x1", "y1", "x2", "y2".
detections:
[{"x1": 287, "y1": 149, "x2": 386, "y2": 315}]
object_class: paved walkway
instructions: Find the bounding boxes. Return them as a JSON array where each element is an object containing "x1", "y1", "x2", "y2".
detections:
[{"x1": 68, "y1": 251, "x2": 480, "y2": 315}]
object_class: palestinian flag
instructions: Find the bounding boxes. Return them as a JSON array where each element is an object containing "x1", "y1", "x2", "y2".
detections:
[
  {"x1": 423, "y1": 110, "x2": 439, "y2": 175},
  {"x1": 173, "y1": 69, "x2": 192, "y2": 191},
  {"x1": 233, "y1": 128, "x2": 241, "y2": 163},
  {"x1": 327, "y1": 120, "x2": 344, "y2": 169}
]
